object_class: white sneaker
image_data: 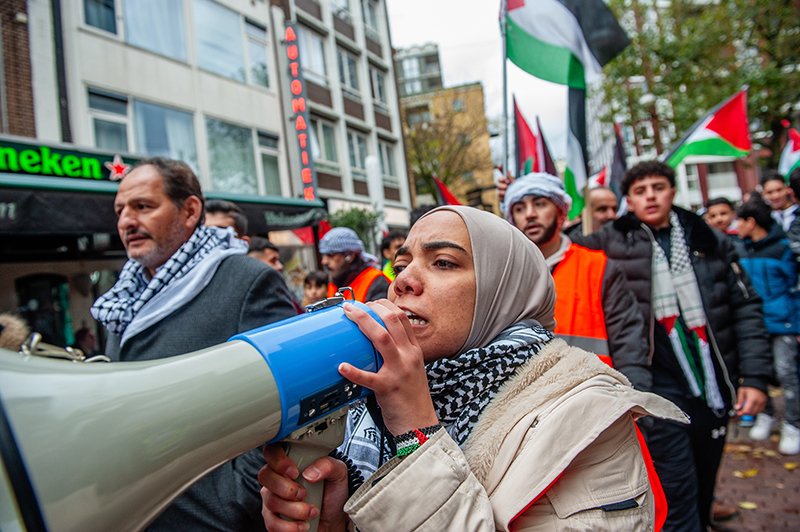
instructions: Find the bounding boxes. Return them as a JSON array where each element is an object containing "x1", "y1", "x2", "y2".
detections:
[
  {"x1": 779, "y1": 422, "x2": 800, "y2": 455},
  {"x1": 749, "y1": 413, "x2": 775, "y2": 441}
]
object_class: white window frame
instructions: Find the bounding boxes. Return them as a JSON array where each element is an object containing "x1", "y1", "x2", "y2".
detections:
[
  {"x1": 337, "y1": 48, "x2": 360, "y2": 98},
  {"x1": 298, "y1": 26, "x2": 329, "y2": 86},
  {"x1": 310, "y1": 118, "x2": 340, "y2": 173},
  {"x1": 83, "y1": 0, "x2": 118, "y2": 34},
  {"x1": 257, "y1": 131, "x2": 282, "y2": 196},
  {"x1": 332, "y1": 0, "x2": 352, "y2": 22},
  {"x1": 378, "y1": 140, "x2": 398, "y2": 186},
  {"x1": 347, "y1": 129, "x2": 369, "y2": 180},
  {"x1": 370, "y1": 66, "x2": 388, "y2": 108},
  {"x1": 362, "y1": 0, "x2": 380, "y2": 41},
  {"x1": 244, "y1": 19, "x2": 271, "y2": 88},
  {"x1": 87, "y1": 88, "x2": 131, "y2": 152}
]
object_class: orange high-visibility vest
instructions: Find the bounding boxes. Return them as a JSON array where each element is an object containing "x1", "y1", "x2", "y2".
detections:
[
  {"x1": 552, "y1": 243, "x2": 612, "y2": 365},
  {"x1": 327, "y1": 267, "x2": 389, "y2": 302}
]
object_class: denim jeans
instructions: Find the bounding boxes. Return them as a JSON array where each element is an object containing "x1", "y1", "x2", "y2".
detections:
[{"x1": 764, "y1": 335, "x2": 800, "y2": 427}]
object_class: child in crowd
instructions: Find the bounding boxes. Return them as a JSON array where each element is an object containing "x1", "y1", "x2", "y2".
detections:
[
  {"x1": 302, "y1": 270, "x2": 329, "y2": 308},
  {"x1": 737, "y1": 196, "x2": 800, "y2": 455}
]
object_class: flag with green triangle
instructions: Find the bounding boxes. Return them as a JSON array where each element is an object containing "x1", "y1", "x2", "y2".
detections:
[{"x1": 664, "y1": 90, "x2": 751, "y2": 168}]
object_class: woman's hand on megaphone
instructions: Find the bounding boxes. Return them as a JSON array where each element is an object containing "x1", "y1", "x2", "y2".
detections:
[
  {"x1": 339, "y1": 300, "x2": 439, "y2": 436},
  {"x1": 259, "y1": 445, "x2": 349, "y2": 531}
]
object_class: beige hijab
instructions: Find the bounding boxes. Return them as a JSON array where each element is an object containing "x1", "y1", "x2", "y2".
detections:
[{"x1": 419, "y1": 206, "x2": 556, "y2": 352}]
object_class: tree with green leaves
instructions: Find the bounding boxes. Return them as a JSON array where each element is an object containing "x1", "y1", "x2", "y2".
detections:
[
  {"x1": 600, "y1": 0, "x2": 799, "y2": 166},
  {"x1": 328, "y1": 207, "x2": 381, "y2": 253}
]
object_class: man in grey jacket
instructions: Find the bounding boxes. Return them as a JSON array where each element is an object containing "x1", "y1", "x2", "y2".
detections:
[
  {"x1": 502, "y1": 173, "x2": 651, "y2": 391},
  {"x1": 92, "y1": 157, "x2": 296, "y2": 531}
]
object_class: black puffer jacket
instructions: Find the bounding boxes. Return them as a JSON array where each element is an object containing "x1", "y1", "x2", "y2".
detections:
[{"x1": 574, "y1": 207, "x2": 772, "y2": 400}]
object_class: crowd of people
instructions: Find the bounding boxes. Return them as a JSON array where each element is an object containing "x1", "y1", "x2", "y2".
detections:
[{"x1": 1, "y1": 154, "x2": 797, "y2": 532}]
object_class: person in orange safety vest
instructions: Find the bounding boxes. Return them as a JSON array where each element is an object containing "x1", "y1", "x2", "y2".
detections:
[
  {"x1": 504, "y1": 172, "x2": 667, "y2": 531},
  {"x1": 319, "y1": 227, "x2": 390, "y2": 303}
]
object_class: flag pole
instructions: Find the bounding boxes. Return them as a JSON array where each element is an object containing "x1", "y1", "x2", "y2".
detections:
[{"x1": 500, "y1": 0, "x2": 509, "y2": 182}]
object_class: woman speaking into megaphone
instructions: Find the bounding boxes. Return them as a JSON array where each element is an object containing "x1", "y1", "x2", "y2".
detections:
[{"x1": 259, "y1": 206, "x2": 686, "y2": 531}]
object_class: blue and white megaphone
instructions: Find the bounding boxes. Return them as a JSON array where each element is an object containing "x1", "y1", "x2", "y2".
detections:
[{"x1": 0, "y1": 294, "x2": 383, "y2": 532}]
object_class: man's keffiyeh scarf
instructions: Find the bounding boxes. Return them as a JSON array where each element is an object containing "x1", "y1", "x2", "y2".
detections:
[
  {"x1": 338, "y1": 320, "x2": 554, "y2": 482},
  {"x1": 91, "y1": 225, "x2": 247, "y2": 346},
  {"x1": 650, "y1": 210, "x2": 725, "y2": 410}
]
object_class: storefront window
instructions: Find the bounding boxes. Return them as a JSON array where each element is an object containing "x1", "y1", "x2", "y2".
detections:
[
  {"x1": 206, "y1": 117, "x2": 258, "y2": 194},
  {"x1": 133, "y1": 101, "x2": 198, "y2": 168},
  {"x1": 125, "y1": 0, "x2": 187, "y2": 62},
  {"x1": 15, "y1": 274, "x2": 73, "y2": 347}
]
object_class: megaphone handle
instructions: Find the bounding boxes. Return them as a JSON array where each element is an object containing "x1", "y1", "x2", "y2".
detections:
[{"x1": 284, "y1": 441, "x2": 328, "y2": 531}]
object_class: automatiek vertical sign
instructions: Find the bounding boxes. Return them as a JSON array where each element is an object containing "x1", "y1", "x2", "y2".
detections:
[{"x1": 284, "y1": 23, "x2": 318, "y2": 202}]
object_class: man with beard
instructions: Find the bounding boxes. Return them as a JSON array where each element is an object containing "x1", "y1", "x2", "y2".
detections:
[
  {"x1": 319, "y1": 227, "x2": 389, "y2": 302},
  {"x1": 503, "y1": 173, "x2": 650, "y2": 391},
  {"x1": 92, "y1": 157, "x2": 296, "y2": 531}
]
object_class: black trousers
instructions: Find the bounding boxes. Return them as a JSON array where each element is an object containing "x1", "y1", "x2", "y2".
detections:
[{"x1": 642, "y1": 392, "x2": 729, "y2": 532}]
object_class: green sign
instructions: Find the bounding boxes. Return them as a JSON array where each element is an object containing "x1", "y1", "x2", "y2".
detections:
[{"x1": 0, "y1": 136, "x2": 137, "y2": 182}]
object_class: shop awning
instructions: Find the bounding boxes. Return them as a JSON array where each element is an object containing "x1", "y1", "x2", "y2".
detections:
[{"x1": 0, "y1": 173, "x2": 326, "y2": 236}]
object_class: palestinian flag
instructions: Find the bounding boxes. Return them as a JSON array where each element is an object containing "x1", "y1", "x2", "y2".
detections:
[
  {"x1": 778, "y1": 127, "x2": 800, "y2": 178},
  {"x1": 536, "y1": 116, "x2": 558, "y2": 176},
  {"x1": 505, "y1": 0, "x2": 630, "y2": 89},
  {"x1": 432, "y1": 176, "x2": 462, "y2": 206},
  {"x1": 514, "y1": 98, "x2": 557, "y2": 177},
  {"x1": 514, "y1": 97, "x2": 538, "y2": 176},
  {"x1": 665, "y1": 90, "x2": 751, "y2": 168}
]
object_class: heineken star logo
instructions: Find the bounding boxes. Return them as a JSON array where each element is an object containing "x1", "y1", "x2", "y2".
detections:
[{"x1": 105, "y1": 154, "x2": 130, "y2": 181}]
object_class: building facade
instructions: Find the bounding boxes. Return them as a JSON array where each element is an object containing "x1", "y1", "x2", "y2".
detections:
[
  {"x1": 400, "y1": 81, "x2": 497, "y2": 213},
  {"x1": 394, "y1": 43, "x2": 443, "y2": 98},
  {"x1": 0, "y1": 0, "x2": 409, "y2": 348}
]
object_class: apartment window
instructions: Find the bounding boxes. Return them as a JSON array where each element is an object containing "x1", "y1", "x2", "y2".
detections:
[
  {"x1": 378, "y1": 140, "x2": 397, "y2": 185},
  {"x1": 194, "y1": 0, "x2": 245, "y2": 81},
  {"x1": 338, "y1": 49, "x2": 360, "y2": 95},
  {"x1": 134, "y1": 101, "x2": 197, "y2": 168},
  {"x1": 370, "y1": 67, "x2": 387, "y2": 105},
  {"x1": 347, "y1": 130, "x2": 368, "y2": 179},
  {"x1": 84, "y1": 0, "x2": 116, "y2": 33},
  {"x1": 88, "y1": 89, "x2": 129, "y2": 152},
  {"x1": 206, "y1": 118, "x2": 258, "y2": 194},
  {"x1": 310, "y1": 118, "x2": 339, "y2": 171},
  {"x1": 246, "y1": 22, "x2": 270, "y2": 88},
  {"x1": 332, "y1": 0, "x2": 351, "y2": 20},
  {"x1": 403, "y1": 80, "x2": 422, "y2": 96},
  {"x1": 258, "y1": 132, "x2": 282, "y2": 196},
  {"x1": 298, "y1": 27, "x2": 328, "y2": 84},
  {"x1": 362, "y1": 0, "x2": 379, "y2": 35},
  {"x1": 406, "y1": 107, "x2": 430, "y2": 126},
  {"x1": 125, "y1": 0, "x2": 187, "y2": 62},
  {"x1": 452, "y1": 99, "x2": 464, "y2": 112},
  {"x1": 402, "y1": 57, "x2": 419, "y2": 78}
]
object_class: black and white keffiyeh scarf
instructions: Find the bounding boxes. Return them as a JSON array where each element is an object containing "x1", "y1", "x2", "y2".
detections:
[
  {"x1": 91, "y1": 225, "x2": 246, "y2": 344},
  {"x1": 338, "y1": 320, "x2": 554, "y2": 482}
]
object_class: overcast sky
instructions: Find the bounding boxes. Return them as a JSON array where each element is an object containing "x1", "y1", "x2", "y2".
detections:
[{"x1": 385, "y1": 0, "x2": 569, "y2": 160}]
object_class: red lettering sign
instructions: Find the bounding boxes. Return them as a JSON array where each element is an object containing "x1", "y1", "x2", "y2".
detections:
[
  {"x1": 304, "y1": 187, "x2": 316, "y2": 201},
  {"x1": 289, "y1": 62, "x2": 300, "y2": 77},
  {"x1": 298, "y1": 133, "x2": 307, "y2": 149},
  {"x1": 291, "y1": 80, "x2": 303, "y2": 96},
  {"x1": 295, "y1": 115, "x2": 307, "y2": 131},
  {"x1": 301, "y1": 151, "x2": 309, "y2": 165},
  {"x1": 287, "y1": 45, "x2": 298, "y2": 60},
  {"x1": 285, "y1": 26, "x2": 296, "y2": 41},
  {"x1": 302, "y1": 168, "x2": 313, "y2": 184},
  {"x1": 292, "y1": 97, "x2": 306, "y2": 113}
]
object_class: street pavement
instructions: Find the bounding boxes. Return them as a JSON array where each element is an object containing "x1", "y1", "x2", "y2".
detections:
[{"x1": 712, "y1": 391, "x2": 800, "y2": 531}]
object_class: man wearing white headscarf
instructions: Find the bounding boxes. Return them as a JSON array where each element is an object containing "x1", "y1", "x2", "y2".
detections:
[{"x1": 503, "y1": 173, "x2": 651, "y2": 392}]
